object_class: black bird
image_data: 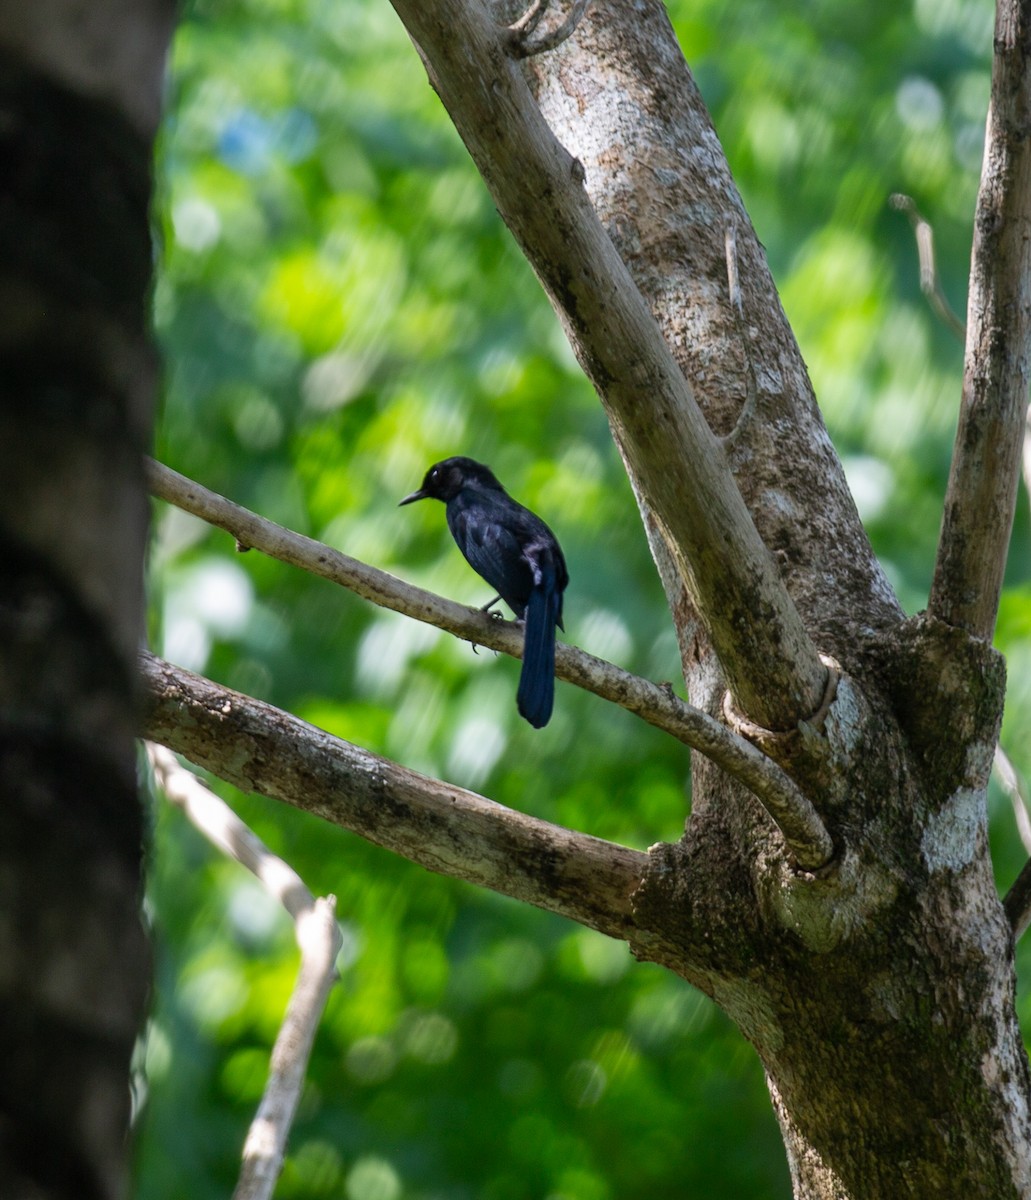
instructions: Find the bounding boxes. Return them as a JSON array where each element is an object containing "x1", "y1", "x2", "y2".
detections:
[{"x1": 400, "y1": 457, "x2": 568, "y2": 728}]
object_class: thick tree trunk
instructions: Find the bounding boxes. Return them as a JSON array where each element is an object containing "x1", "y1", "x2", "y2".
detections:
[
  {"x1": 0, "y1": 4, "x2": 171, "y2": 1196},
  {"x1": 376, "y1": 0, "x2": 1031, "y2": 1192},
  {"x1": 631, "y1": 616, "x2": 1029, "y2": 1197},
  {"x1": 516, "y1": 3, "x2": 1031, "y2": 1195}
]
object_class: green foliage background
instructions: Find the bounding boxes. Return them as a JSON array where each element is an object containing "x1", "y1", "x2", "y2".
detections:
[{"x1": 138, "y1": 0, "x2": 1030, "y2": 1197}]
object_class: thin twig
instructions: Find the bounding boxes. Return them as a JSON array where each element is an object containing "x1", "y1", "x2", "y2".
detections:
[
  {"x1": 510, "y1": 0, "x2": 589, "y2": 57},
  {"x1": 147, "y1": 459, "x2": 833, "y2": 868},
  {"x1": 148, "y1": 741, "x2": 318, "y2": 918},
  {"x1": 889, "y1": 194, "x2": 966, "y2": 340},
  {"x1": 232, "y1": 900, "x2": 339, "y2": 1200},
  {"x1": 507, "y1": 0, "x2": 549, "y2": 39},
  {"x1": 995, "y1": 746, "x2": 1031, "y2": 939},
  {"x1": 147, "y1": 744, "x2": 343, "y2": 1200}
]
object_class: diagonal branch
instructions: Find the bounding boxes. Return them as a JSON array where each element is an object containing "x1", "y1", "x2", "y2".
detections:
[
  {"x1": 928, "y1": 0, "x2": 1031, "y2": 640},
  {"x1": 148, "y1": 459, "x2": 834, "y2": 868},
  {"x1": 388, "y1": 0, "x2": 828, "y2": 731},
  {"x1": 140, "y1": 650, "x2": 647, "y2": 939},
  {"x1": 148, "y1": 740, "x2": 330, "y2": 922},
  {"x1": 998, "y1": 746, "x2": 1031, "y2": 938}
]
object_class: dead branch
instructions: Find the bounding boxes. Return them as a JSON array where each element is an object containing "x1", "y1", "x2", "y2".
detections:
[
  {"x1": 147, "y1": 744, "x2": 342, "y2": 1200},
  {"x1": 889, "y1": 193, "x2": 966, "y2": 340}
]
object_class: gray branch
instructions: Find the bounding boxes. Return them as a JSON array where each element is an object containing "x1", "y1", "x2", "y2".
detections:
[
  {"x1": 995, "y1": 744, "x2": 1031, "y2": 858},
  {"x1": 141, "y1": 650, "x2": 648, "y2": 939},
  {"x1": 889, "y1": 193, "x2": 966, "y2": 340},
  {"x1": 929, "y1": 0, "x2": 1031, "y2": 639},
  {"x1": 147, "y1": 743, "x2": 342, "y2": 1200},
  {"x1": 389, "y1": 0, "x2": 828, "y2": 731},
  {"x1": 1004, "y1": 856, "x2": 1031, "y2": 942},
  {"x1": 148, "y1": 459, "x2": 833, "y2": 868}
]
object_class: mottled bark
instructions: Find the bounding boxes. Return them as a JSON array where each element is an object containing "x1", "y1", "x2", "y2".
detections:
[
  {"x1": 378, "y1": 1, "x2": 1031, "y2": 1196},
  {"x1": 0, "y1": 2, "x2": 171, "y2": 1196},
  {"x1": 520, "y1": 0, "x2": 902, "y2": 659},
  {"x1": 131, "y1": 0, "x2": 1031, "y2": 1195},
  {"x1": 393, "y1": 0, "x2": 832, "y2": 733}
]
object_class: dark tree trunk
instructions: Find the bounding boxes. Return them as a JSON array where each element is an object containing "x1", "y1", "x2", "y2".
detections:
[{"x1": 0, "y1": 4, "x2": 172, "y2": 1195}]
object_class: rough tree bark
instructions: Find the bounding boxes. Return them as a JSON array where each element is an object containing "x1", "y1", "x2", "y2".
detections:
[
  {"x1": 142, "y1": 1, "x2": 1031, "y2": 1198},
  {"x1": 0, "y1": 3, "x2": 172, "y2": 1197},
  {"x1": 383, "y1": 1, "x2": 1031, "y2": 1192}
]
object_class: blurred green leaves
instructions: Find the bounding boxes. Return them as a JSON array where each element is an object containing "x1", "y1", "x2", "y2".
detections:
[{"x1": 140, "y1": 0, "x2": 1031, "y2": 1197}]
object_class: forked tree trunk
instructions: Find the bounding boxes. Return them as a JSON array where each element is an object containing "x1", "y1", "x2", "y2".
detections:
[
  {"x1": 392, "y1": 1, "x2": 1031, "y2": 1195},
  {"x1": 633, "y1": 615, "x2": 1026, "y2": 1197}
]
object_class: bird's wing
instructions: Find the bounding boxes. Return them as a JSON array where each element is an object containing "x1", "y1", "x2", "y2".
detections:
[{"x1": 449, "y1": 503, "x2": 534, "y2": 616}]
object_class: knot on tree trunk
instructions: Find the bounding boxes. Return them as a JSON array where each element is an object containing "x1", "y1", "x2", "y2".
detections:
[{"x1": 875, "y1": 613, "x2": 1006, "y2": 795}]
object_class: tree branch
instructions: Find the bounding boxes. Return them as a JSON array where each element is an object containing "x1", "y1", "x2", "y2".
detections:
[
  {"x1": 994, "y1": 743, "x2": 1031, "y2": 856},
  {"x1": 508, "y1": 0, "x2": 590, "y2": 58},
  {"x1": 147, "y1": 743, "x2": 342, "y2": 1200},
  {"x1": 521, "y1": 1, "x2": 902, "y2": 696},
  {"x1": 389, "y1": 0, "x2": 828, "y2": 730},
  {"x1": 1004, "y1": 855, "x2": 1031, "y2": 941},
  {"x1": 140, "y1": 650, "x2": 648, "y2": 939},
  {"x1": 233, "y1": 895, "x2": 339, "y2": 1200},
  {"x1": 929, "y1": 0, "x2": 1031, "y2": 639},
  {"x1": 148, "y1": 459, "x2": 833, "y2": 867},
  {"x1": 889, "y1": 193, "x2": 966, "y2": 340}
]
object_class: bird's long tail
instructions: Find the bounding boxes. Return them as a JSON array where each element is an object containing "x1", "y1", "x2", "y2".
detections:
[{"x1": 517, "y1": 579, "x2": 560, "y2": 728}]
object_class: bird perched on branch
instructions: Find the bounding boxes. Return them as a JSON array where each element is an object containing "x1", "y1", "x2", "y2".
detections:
[{"x1": 400, "y1": 456, "x2": 568, "y2": 728}]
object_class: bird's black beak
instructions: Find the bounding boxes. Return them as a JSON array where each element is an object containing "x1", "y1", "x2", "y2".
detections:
[{"x1": 398, "y1": 488, "x2": 427, "y2": 506}]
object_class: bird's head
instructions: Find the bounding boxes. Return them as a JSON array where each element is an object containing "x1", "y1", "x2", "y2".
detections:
[{"x1": 399, "y1": 457, "x2": 504, "y2": 505}]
